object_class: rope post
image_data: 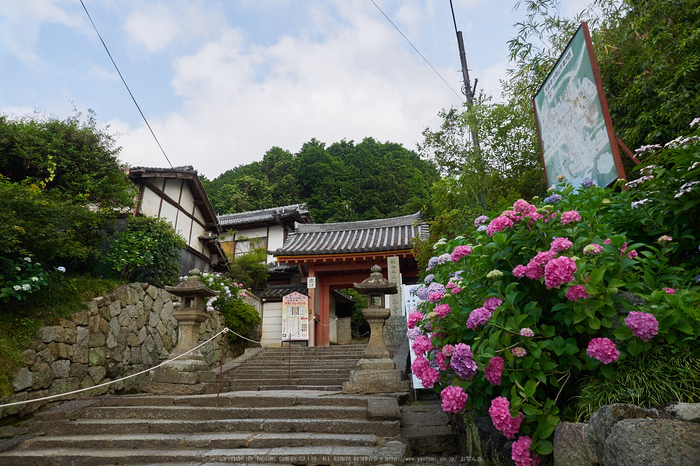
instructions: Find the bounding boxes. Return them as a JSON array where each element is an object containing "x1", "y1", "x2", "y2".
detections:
[{"x1": 216, "y1": 329, "x2": 227, "y2": 408}]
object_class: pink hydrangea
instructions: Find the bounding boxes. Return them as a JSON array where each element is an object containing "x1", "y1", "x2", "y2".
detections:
[
  {"x1": 544, "y1": 256, "x2": 577, "y2": 288},
  {"x1": 436, "y1": 351, "x2": 449, "y2": 370},
  {"x1": 487, "y1": 215, "x2": 514, "y2": 237},
  {"x1": 446, "y1": 281, "x2": 456, "y2": 289},
  {"x1": 627, "y1": 249, "x2": 638, "y2": 259},
  {"x1": 512, "y1": 435, "x2": 541, "y2": 466},
  {"x1": 483, "y1": 297, "x2": 503, "y2": 312},
  {"x1": 451, "y1": 245, "x2": 472, "y2": 262},
  {"x1": 587, "y1": 337, "x2": 619, "y2": 364},
  {"x1": 434, "y1": 304, "x2": 452, "y2": 318},
  {"x1": 412, "y1": 335, "x2": 432, "y2": 356},
  {"x1": 420, "y1": 366, "x2": 440, "y2": 388},
  {"x1": 484, "y1": 356, "x2": 504, "y2": 385},
  {"x1": 625, "y1": 311, "x2": 658, "y2": 342},
  {"x1": 664, "y1": 287, "x2": 677, "y2": 295},
  {"x1": 441, "y1": 385, "x2": 468, "y2": 413},
  {"x1": 466, "y1": 307, "x2": 492, "y2": 330},
  {"x1": 513, "y1": 265, "x2": 527, "y2": 278},
  {"x1": 411, "y1": 356, "x2": 440, "y2": 388},
  {"x1": 550, "y1": 237, "x2": 573, "y2": 252},
  {"x1": 566, "y1": 284, "x2": 589, "y2": 301},
  {"x1": 407, "y1": 311, "x2": 424, "y2": 329},
  {"x1": 519, "y1": 328, "x2": 534, "y2": 337},
  {"x1": 428, "y1": 292, "x2": 444, "y2": 302},
  {"x1": 451, "y1": 286, "x2": 463, "y2": 294},
  {"x1": 525, "y1": 251, "x2": 556, "y2": 280},
  {"x1": 560, "y1": 210, "x2": 582, "y2": 225},
  {"x1": 583, "y1": 243, "x2": 603, "y2": 254},
  {"x1": 513, "y1": 199, "x2": 533, "y2": 214},
  {"x1": 512, "y1": 347, "x2": 527, "y2": 358},
  {"x1": 442, "y1": 344, "x2": 455, "y2": 356},
  {"x1": 488, "y1": 397, "x2": 524, "y2": 439}
]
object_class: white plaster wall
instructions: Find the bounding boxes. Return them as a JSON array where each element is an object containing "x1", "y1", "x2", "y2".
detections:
[
  {"x1": 261, "y1": 302, "x2": 283, "y2": 347},
  {"x1": 163, "y1": 179, "x2": 182, "y2": 203},
  {"x1": 140, "y1": 187, "x2": 161, "y2": 217},
  {"x1": 159, "y1": 203, "x2": 179, "y2": 232},
  {"x1": 329, "y1": 296, "x2": 337, "y2": 344},
  {"x1": 267, "y1": 226, "x2": 286, "y2": 263}
]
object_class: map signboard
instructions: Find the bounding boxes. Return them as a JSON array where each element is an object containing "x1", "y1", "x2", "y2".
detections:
[
  {"x1": 534, "y1": 23, "x2": 625, "y2": 188},
  {"x1": 281, "y1": 292, "x2": 309, "y2": 341}
]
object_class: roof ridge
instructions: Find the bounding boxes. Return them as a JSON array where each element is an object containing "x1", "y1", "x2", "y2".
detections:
[{"x1": 294, "y1": 212, "x2": 422, "y2": 233}]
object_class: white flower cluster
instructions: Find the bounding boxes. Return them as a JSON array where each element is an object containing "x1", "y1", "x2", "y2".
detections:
[
  {"x1": 627, "y1": 175, "x2": 654, "y2": 188},
  {"x1": 665, "y1": 135, "x2": 700, "y2": 149},
  {"x1": 631, "y1": 199, "x2": 652, "y2": 209},
  {"x1": 639, "y1": 165, "x2": 658, "y2": 175},
  {"x1": 690, "y1": 117, "x2": 700, "y2": 127},
  {"x1": 635, "y1": 144, "x2": 662, "y2": 155},
  {"x1": 675, "y1": 181, "x2": 700, "y2": 199}
]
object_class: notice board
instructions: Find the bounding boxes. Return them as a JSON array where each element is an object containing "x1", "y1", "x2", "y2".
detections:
[{"x1": 281, "y1": 292, "x2": 309, "y2": 341}]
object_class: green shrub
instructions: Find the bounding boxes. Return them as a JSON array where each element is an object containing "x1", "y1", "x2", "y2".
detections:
[
  {"x1": 200, "y1": 272, "x2": 261, "y2": 339},
  {"x1": 571, "y1": 345, "x2": 700, "y2": 421},
  {"x1": 102, "y1": 216, "x2": 186, "y2": 287}
]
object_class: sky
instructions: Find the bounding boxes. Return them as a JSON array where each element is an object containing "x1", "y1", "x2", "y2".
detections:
[{"x1": 0, "y1": 0, "x2": 588, "y2": 179}]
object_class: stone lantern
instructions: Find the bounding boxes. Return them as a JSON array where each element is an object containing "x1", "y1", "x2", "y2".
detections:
[
  {"x1": 353, "y1": 264, "x2": 396, "y2": 359},
  {"x1": 342, "y1": 265, "x2": 409, "y2": 394},
  {"x1": 148, "y1": 269, "x2": 219, "y2": 390}
]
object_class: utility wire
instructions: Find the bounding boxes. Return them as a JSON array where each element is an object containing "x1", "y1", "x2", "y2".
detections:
[
  {"x1": 370, "y1": 0, "x2": 465, "y2": 104},
  {"x1": 80, "y1": 0, "x2": 173, "y2": 168}
]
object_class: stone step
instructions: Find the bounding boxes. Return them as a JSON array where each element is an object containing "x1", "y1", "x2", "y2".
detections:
[
  {"x1": 31, "y1": 418, "x2": 401, "y2": 437},
  {"x1": 0, "y1": 442, "x2": 406, "y2": 466},
  {"x1": 35, "y1": 405, "x2": 368, "y2": 422},
  {"x1": 19, "y1": 431, "x2": 380, "y2": 450},
  {"x1": 221, "y1": 377, "x2": 351, "y2": 386},
  {"x1": 92, "y1": 392, "x2": 368, "y2": 408},
  {"x1": 226, "y1": 367, "x2": 354, "y2": 375}
]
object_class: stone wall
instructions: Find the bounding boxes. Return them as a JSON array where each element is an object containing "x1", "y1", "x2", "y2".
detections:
[{"x1": 0, "y1": 283, "x2": 231, "y2": 421}]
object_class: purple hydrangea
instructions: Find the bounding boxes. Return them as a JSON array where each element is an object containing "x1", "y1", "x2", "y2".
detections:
[
  {"x1": 451, "y1": 343, "x2": 477, "y2": 380},
  {"x1": 437, "y1": 253, "x2": 451, "y2": 265},
  {"x1": 474, "y1": 215, "x2": 489, "y2": 226},
  {"x1": 466, "y1": 307, "x2": 492, "y2": 330},
  {"x1": 427, "y1": 256, "x2": 439, "y2": 271},
  {"x1": 416, "y1": 286, "x2": 430, "y2": 301},
  {"x1": 583, "y1": 178, "x2": 596, "y2": 188},
  {"x1": 406, "y1": 327, "x2": 423, "y2": 340},
  {"x1": 544, "y1": 193, "x2": 562, "y2": 203},
  {"x1": 427, "y1": 282, "x2": 446, "y2": 295},
  {"x1": 424, "y1": 274, "x2": 435, "y2": 284}
]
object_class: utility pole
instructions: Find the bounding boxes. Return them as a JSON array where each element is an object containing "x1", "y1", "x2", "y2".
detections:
[{"x1": 450, "y1": 0, "x2": 480, "y2": 154}]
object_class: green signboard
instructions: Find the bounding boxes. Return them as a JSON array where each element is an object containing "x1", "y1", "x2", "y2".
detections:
[{"x1": 534, "y1": 24, "x2": 622, "y2": 188}]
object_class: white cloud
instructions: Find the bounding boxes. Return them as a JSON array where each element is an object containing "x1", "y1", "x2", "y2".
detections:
[
  {"x1": 122, "y1": 0, "x2": 225, "y2": 55},
  {"x1": 115, "y1": 0, "x2": 461, "y2": 178},
  {"x1": 0, "y1": 0, "x2": 83, "y2": 65}
]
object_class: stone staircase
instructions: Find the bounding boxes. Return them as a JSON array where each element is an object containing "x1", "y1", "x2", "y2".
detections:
[
  {"x1": 219, "y1": 344, "x2": 368, "y2": 391},
  {"x1": 0, "y1": 344, "x2": 409, "y2": 465}
]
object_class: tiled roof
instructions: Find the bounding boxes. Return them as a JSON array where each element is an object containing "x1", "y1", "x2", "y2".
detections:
[
  {"x1": 259, "y1": 284, "x2": 308, "y2": 299},
  {"x1": 218, "y1": 203, "x2": 312, "y2": 228},
  {"x1": 275, "y1": 212, "x2": 428, "y2": 256}
]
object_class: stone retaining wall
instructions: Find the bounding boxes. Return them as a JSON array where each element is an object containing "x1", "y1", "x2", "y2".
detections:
[{"x1": 0, "y1": 283, "x2": 232, "y2": 421}]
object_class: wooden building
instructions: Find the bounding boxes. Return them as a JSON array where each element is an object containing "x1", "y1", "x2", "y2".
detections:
[
  {"x1": 127, "y1": 166, "x2": 228, "y2": 274},
  {"x1": 274, "y1": 212, "x2": 429, "y2": 346}
]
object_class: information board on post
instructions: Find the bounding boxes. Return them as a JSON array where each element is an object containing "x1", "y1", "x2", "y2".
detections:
[
  {"x1": 533, "y1": 22, "x2": 625, "y2": 188},
  {"x1": 281, "y1": 292, "x2": 309, "y2": 341}
]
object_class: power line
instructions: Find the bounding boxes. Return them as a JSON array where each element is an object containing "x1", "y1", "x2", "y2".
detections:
[
  {"x1": 79, "y1": 0, "x2": 173, "y2": 168},
  {"x1": 370, "y1": 0, "x2": 465, "y2": 104}
]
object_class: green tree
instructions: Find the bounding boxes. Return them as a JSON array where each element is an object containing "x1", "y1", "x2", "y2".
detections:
[
  {"x1": 227, "y1": 246, "x2": 270, "y2": 292},
  {"x1": 0, "y1": 111, "x2": 133, "y2": 211}
]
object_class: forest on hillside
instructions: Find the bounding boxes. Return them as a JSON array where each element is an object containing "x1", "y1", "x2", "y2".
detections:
[{"x1": 200, "y1": 138, "x2": 440, "y2": 223}]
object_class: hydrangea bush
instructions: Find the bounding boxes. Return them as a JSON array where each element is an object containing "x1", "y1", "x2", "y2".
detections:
[
  {"x1": 196, "y1": 272, "x2": 261, "y2": 339},
  {"x1": 410, "y1": 183, "x2": 700, "y2": 463},
  {"x1": 0, "y1": 256, "x2": 49, "y2": 302}
]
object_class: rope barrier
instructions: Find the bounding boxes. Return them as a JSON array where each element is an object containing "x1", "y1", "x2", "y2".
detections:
[
  {"x1": 0, "y1": 328, "x2": 230, "y2": 409},
  {"x1": 1, "y1": 314, "x2": 345, "y2": 409}
]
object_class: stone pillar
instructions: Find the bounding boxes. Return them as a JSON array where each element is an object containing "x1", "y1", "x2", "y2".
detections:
[{"x1": 383, "y1": 255, "x2": 407, "y2": 348}]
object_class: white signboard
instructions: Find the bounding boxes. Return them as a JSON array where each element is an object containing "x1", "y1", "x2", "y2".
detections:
[
  {"x1": 281, "y1": 292, "x2": 309, "y2": 341},
  {"x1": 307, "y1": 277, "x2": 316, "y2": 289},
  {"x1": 404, "y1": 284, "x2": 425, "y2": 390}
]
